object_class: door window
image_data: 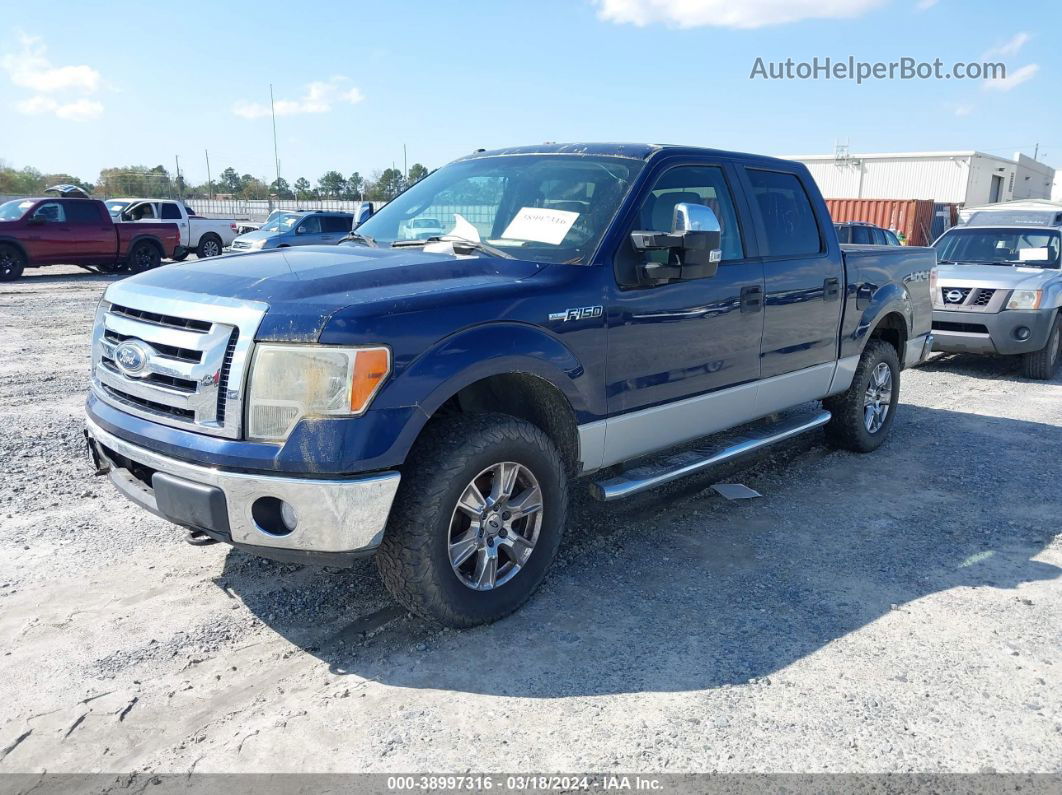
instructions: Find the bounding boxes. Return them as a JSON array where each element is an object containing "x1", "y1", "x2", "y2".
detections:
[
  {"x1": 870, "y1": 227, "x2": 888, "y2": 245},
  {"x1": 884, "y1": 229, "x2": 901, "y2": 246},
  {"x1": 635, "y1": 166, "x2": 744, "y2": 261},
  {"x1": 161, "y1": 203, "x2": 182, "y2": 220},
  {"x1": 33, "y1": 202, "x2": 66, "y2": 223},
  {"x1": 851, "y1": 225, "x2": 871, "y2": 245},
  {"x1": 65, "y1": 202, "x2": 101, "y2": 224},
  {"x1": 297, "y1": 216, "x2": 322, "y2": 234},
  {"x1": 745, "y1": 169, "x2": 823, "y2": 258}
]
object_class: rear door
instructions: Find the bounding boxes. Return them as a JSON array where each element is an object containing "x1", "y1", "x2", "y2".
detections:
[
  {"x1": 159, "y1": 202, "x2": 189, "y2": 247},
  {"x1": 64, "y1": 201, "x2": 114, "y2": 262},
  {"x1": 740, "y1": 166, "x2": 844, "y2": 393},
  {"x1": 318, "y1": 214, "x2": 352, "y2": 244}
]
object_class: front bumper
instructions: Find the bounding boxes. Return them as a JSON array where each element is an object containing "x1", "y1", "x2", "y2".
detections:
[
  {"x1": 932, "y1": 309, "x2": 1055, "y2": 355},
  {"x1": 85, "y1": 416, "x2": 400, "y2": 566}
]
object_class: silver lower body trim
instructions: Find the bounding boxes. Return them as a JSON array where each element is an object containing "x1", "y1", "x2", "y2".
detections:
[
  {"x1": 904, "y1": 332, "x2": 934, "y2": 368},
  {"x1": 85, "y1": 417, "x2": 400, "y2": 554}
]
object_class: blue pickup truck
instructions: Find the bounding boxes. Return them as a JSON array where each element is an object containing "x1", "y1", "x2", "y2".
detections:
[{"x1": 85, "y1": 143, "x2": 934, "y2": 627}]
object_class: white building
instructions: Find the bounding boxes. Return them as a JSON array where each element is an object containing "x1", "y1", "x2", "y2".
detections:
[{"x1": 784, "y1": 150, "x2": 1055, "y2": 207}]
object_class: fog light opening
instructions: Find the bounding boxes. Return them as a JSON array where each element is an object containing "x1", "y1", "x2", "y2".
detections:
[
  {"x1": 1014, "y1": 326, "x2": 1031, "y2": 341},
  {"x1": 251, "y1": 496, "x2": 298, "y2": 537}
]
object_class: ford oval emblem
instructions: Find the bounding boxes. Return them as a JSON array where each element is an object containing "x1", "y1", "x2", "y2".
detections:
[
  {"x1": 114, "y1": 341, "x2": 149, "y2": 375},
  {"x1": 945, "y1": 289, "x2": 965, "y2": 304}
]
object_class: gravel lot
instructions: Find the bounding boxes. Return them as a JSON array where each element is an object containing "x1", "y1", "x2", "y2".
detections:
[{"x1": 0, "y1": 265, "x2": 1059, "y2": 775}]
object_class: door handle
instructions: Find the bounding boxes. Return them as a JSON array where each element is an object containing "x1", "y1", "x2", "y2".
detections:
[
  {"x1": 823, "y1": 277, "x2": 841, "y2": 301},
  {"x1": 740, "y1": 285, "x2": 763, "y2": 313}
]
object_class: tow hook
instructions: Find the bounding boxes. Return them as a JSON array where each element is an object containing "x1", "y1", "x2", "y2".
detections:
[{"x1": 84, "y1": 430, "x2": 110, "y2": 476}]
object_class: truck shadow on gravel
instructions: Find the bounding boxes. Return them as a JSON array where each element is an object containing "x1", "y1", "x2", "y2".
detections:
[
  {"x1": 919, "y1": 352, "x2": 1061, "y2": 382},
  {"x1": 220, "y1": 404, "x2": 1060, "y2": 697}
]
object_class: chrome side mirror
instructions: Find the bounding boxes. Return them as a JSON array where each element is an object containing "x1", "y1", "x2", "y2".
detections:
[{"x1": 630, "y1": 202, "x2": 723, "y2": 283}]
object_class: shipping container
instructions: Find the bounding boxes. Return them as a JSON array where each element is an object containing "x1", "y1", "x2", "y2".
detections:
[{"x1": 825, "y1": 198, "x2": 957, "y2": 246}]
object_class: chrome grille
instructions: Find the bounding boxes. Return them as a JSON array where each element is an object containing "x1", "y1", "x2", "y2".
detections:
[{"x1": 91, "y1": 283, "x2": 267, "y2": 439}]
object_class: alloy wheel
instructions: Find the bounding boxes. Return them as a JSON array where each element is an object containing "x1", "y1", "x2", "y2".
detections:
[{"x1": 863, "y1": 361, "x2": 893, "y2": 433}]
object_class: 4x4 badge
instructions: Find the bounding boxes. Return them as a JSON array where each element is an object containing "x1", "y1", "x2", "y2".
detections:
[{"x1": 549, "y1": 306, "x2": 603, "y2": 323}]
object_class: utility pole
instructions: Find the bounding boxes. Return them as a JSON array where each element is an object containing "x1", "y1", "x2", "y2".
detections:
[
  {"x1": 1034, "y1": 142, "x2": 1040, "y2": 161},
  {"x1": 403, "y1": 144, "x2": 408, "y2": 181},
  {"x1": 204, "y1": 149, "x2": 213, "y2": 199},
  {"x1": 270, "y1": 84, "x2": 281, "y2": 189},
  {"x1": 174, "y1": 155, "x2": 181, "y2": 199}
]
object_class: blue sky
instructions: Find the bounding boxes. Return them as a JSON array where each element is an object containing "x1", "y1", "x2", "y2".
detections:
[{"x1": 1, "y1": 0, "x2": 1058, "y2": 185}]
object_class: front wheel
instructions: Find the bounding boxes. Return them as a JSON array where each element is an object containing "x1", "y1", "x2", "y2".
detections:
[
  {"x1": 0, "y1": 244, "x2": 26, "y2": 282},
  {"x1": 376, "y1": 413, "x2": 568, "y2": 627},
  {"x1": 823, "y1": 339, "x2": 901, "y2": 453},
  {"x1": 1020, "y1": 314, "x2": 1061, "y2": 380}
]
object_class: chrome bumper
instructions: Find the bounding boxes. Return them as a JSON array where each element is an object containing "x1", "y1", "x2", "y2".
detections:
[{"x1": 85, "y1": 416, "x2": 400, "y2": 555}]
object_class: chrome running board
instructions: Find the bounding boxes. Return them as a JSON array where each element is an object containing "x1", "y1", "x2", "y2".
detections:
[{"x1": 589, "y1": 410, "x2": 831, "y2": 501}]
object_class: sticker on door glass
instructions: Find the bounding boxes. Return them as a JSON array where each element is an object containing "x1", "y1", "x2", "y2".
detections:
[{"x1": 501, "y1": 207, "x2": 579, "y2": 245}]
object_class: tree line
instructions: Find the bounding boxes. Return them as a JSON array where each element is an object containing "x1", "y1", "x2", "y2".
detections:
[{"x1": 0, "y1": 160, "x2": 432, "y2": 202}]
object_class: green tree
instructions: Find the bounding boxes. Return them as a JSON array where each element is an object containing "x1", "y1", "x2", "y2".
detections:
[
  {"x1": 218, "y1": 167, "x2": 243, "y2": 195},
  {"x1": 293, "y1": 177, "x2": 311, "y2": 199},
  {"x1": 270, "y1": 177, "x2": 293, "y2": 198},
  {"x1": 96, "y1": 165, "x2": 173, "y2": 198},
  {"x1": 368, "y1": 167, "x2": 404, "y2": 201},
  {"x1": 317, "y1": 170, "x2": 347, "y2": 198},
  {"x1": 346, "y1": 171, "x2": 364, "y2": 200},
  {"x1": 407, "y1": 163, "x2": 429, "y2": 185}
]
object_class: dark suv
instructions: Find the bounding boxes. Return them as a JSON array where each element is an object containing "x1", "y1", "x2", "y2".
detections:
[{"x1": 834, "y1": 221, "x2": 902, "y2": 246}]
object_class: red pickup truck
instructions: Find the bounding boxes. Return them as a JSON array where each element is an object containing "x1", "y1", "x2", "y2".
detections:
[{"x1": 0, "y1": 197, "x2": 180, "y2": 281}]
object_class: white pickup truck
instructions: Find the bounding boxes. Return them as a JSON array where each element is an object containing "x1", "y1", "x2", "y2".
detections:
[{"x1": 121, "y1": 199, "x2": 238, "y2": 260}]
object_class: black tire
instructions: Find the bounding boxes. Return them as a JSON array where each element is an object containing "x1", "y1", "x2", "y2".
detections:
[
  {"x1": 196, "y1": 235, "x2": 222, "y2": 258},
  {"x1": 823, "y1": 338, "x2": 901, "y2": 453},
  {"x1": 1020, "y1": 314, "x2": 1061, "y2": 380},
  {"x1": 0, "y1": 244, "x2": 25, "y2": 282},
  {"x1": 171, "y1": 248, "x2": 190, "y2": 262},
  {"x1": 127, "y1": 240, "x2": 162, "y2": 273},
  {"x1": 376, "y1": 413, "x2": 568, "y2": 627},
  {"x1": 96, "y1": 262, "x2": 128, "y2": 274}
]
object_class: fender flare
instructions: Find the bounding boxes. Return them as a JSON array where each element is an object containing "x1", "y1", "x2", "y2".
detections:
[
  {"x1": 849, "y1": 282, "x2": 914, "y2": 355},
  {"x1": 125, "y1": 233, "x2": 165, "y2": 261},
  {"x1": 0, "y1": 236, "x2": 29, "y2": 262}
]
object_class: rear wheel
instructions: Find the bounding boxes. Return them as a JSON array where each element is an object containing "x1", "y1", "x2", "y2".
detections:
[
  {"x1": 0, "y1": 244, "x2": 25, "y2": 282},
  {"x1": 823, "y1": 339, "x2": 901, "y2": 453},
  {"x1": 171, "y1": 248, "x2": 190, "y2": 262},
  {"x1": 1021, "y1": 314, "x2": 1061, "y2": 380},
  {"x1": 376, "y1": 413, "x2": 568, "y2": 627},
  {"x1": 127, "y1": 240, "x2": 162, "y2": 273},
  {"x1": 196, "y1": 235, "x2": 222, "y2": 258}
]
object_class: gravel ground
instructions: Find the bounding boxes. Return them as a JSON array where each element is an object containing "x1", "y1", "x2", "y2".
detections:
[{"x1": 0, "y1": 264, "x2": 1059, "y2": 774}]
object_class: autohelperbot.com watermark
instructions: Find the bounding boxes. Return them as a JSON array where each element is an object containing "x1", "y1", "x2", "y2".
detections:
[{"x1": 750, "y1": 56, "x2": 1005, "y2": 83}]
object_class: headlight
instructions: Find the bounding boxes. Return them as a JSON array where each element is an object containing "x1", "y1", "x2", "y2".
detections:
[
  {"x1": 1006, "y1": 290, "x2": 1042, "y2": 310},
  {"x1": 246, "y1": 345, "x2": 391, "y2": 442},
  {"x1": 250, "y1": 238, "x2": 268, "y2": 250}
]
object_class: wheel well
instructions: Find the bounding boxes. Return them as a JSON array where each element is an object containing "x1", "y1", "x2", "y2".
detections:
[
  {"x1": 429, "y1": 373, "x2": 580, "y2": 475},
  {"x1": 0, "y1": 239, "x2": 28, "y2": 260},
  {"x1": 869, "y1": 312, "x2": 907, "y2": 361}
]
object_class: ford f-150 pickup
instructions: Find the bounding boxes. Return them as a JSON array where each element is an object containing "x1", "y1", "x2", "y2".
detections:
[
  {"x1": 0, "y1": 197, "x2": 180, "y2": 281},
  {"x1": 931, "y1": 210, "x2": 1062, "y2": 379},
  {"x1": 84, "y1": 143, "x2": 934, "y2": 627}
]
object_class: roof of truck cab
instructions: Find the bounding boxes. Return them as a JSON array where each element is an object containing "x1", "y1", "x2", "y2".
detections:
[{"x1": 456, "y1": 143, "x2": 802, "y2": 169}]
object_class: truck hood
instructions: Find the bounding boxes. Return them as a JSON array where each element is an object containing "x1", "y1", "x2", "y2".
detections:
[
  {"x1": 935, "y1": 262, "x2": 1060, "y2": 291},
  {"x1": 110, "y1": 245, "x2": 546, "y2": 341}
]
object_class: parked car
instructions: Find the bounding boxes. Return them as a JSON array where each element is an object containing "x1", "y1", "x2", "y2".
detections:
[
  {"x1": 834, "y1": 221, "x2": 902, "y2": 246},
  {"x1": 930, "y1": 218, "x2": 1062, "y2": 378},
  {"x1": 229, "y1": 210, "x2": 354, "y2": 251},
  {"x1": 120, "y1": 199, "x2": 238, "y2": 260},
  {"x1": 399, "y1": 217, "x2": 446, "y2": 240},
  {"x1": 0, "y1": 196, "x2": 179, "y2": 281},
  {"x1": 84, "y1": 143, "x2": 934, "y2": 627}
]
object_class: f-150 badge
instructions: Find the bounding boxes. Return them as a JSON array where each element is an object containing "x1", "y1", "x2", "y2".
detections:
[{"x1": 549, "y1": 306, "x2": 604, "y2": 323}]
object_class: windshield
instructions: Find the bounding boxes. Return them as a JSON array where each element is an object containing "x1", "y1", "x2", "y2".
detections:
[
  {"x1": 0, "y1": 199, "x2": 35, "y2": 221},
  {"x1": 934, "y1": 227, "x2": 1061, "y2": 268},
  {"x1": 258, "y1": 213, "x2": 302, "y2": 233},
  {"x1": 106, "y1": 200, "x2": 131, "y2": 217},
  {"x1": 356, "y1": 154, "x2": 645, "y2": 263}
]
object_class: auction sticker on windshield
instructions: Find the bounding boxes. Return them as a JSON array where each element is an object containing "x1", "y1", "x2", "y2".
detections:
[{"x1": 502, "y1": 207, "x2": 579, "y2": 245}]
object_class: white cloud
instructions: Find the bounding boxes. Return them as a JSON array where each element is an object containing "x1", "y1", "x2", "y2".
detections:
[
  {"x1": 915, "y1": 0, "x2": 939, "y2": 10},
  {"x1": 2, "y1": 32, "x2": 103, "y2": 120},
  {"x1": 983, "y1": 63, "x2": 1039, "y2": 92},
  {"x1": 592, "y1": 0, "x2": 884, "y2": 29},
  {"x1": 982, "y1": 32, "x2": 1030, "y2": 59},
  {"x1": 233, "y1": 77, "x2": 365, "y2": 119}
]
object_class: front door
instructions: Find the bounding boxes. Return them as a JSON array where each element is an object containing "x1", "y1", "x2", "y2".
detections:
[
  {"x1": 22, "y1": 201, "x2": 72, "y2": 264},
  {"x1": 602, "y1": 162, "x2": 765, "y2": 466}
]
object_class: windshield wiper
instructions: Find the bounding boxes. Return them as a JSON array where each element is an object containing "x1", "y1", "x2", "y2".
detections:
[
  {"x1": 341, "y1": 232, "x2": 377, "y2": 247},
  {"x1": 391, "y1": 236, "x2": 515, "y2": 259}
]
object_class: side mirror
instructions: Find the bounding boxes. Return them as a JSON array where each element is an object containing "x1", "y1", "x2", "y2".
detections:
[
  {"x1": 356, "y1": 204, "x2": 374, "y2": 225},
  {"x1": 630, "y1": 202, "x2": 723, "y2": 283},
  {"x1": 294, "y1": 225, "x2": 307, "y2": 235}
]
